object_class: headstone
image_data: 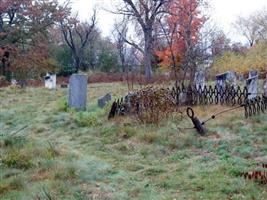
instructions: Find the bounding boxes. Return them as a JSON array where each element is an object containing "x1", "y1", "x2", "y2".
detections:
[
  {"x1": 11, "y1": 79, "x2": 17, "y2": 85},
  {"x1": 263, "y1": 75, "x2": 267, "y2": 98},
  {"x1": 124, "y1": 92, "x2": 137, "y2": 111},
  {"x1": 194, "y1": 71, "x2": 205, "y2": 90},
  {"x1": 216, "y1": 71, "x2": 236, "y2": 89},
  {"x1": 249, "y1": 70, "x2": 258, "y2": 79},
  {"x1": 246, "y1": 75, "x2": 258, "y2": 100},
  {"x1": 68, "y1": 74, "x2": 88, "y2": 110},
  {"x1": 238, "y1": 74, "x2": 244, "y2": 81},
  {"x1": 98, "y1": 93, "x2": 112, "y2": 108},
  {"x1": 44, "y1": 73, "x2": 56, "y2": 89}
]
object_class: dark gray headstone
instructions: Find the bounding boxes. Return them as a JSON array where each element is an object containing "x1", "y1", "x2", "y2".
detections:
[
  {"x1": 249, "y1": 70, "x2": 258, "y2": 79},
  {"x1": 68, "y1": 74, "x2": 88, "y2": 110},
  {"x1": 194, "y1": 71, "x2": 205, "y2": 90},
  {"x1": 98, "y1": 93, "x2": 112, "y2": 108},
  {"x1": 216, "y1": 71, "x2": 236, "y2": 89},
  {"x1": 246, "y1": 75, "x2": 258, "y2": 100}
]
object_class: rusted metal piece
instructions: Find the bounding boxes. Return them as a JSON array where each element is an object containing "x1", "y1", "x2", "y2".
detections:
[{"x1": 186, "y1": 107, "x2": 206, "y2": 135}]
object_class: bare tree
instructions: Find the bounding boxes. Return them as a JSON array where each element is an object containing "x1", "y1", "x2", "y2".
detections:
[
  {"x1": 235, "y1": 16, "x2": 258, "y2": 47},
  {"x1": 60, "y1": 10, "x2": 96, "y2": 72},
  {"x1": 113, "y1": 0, "x2": 168, "y2": 80},
  {"x1": 113, "y1": 19, "x2": 128, "y2": 72},
  {"x1": 234, "y1": 9, "x2": 267, "y2": 47}
]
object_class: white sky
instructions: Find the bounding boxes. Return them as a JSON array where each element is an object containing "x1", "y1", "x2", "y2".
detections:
[{"x1": 66, "y1": 0, "x2": 267, "y2": 43}]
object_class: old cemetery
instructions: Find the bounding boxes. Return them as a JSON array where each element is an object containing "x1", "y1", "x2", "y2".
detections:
[
  {"x1": 0, "y1": 70, "x2": 266, "y2": 199},
  {"x1": 2, "y1": 0, "x2": 267, "y2": 199}
]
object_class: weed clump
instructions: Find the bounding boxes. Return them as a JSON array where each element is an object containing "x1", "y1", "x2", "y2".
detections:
[
  {"x1": 74, "y1": 112, "x2": 100, "y2": 127},
  {"x1": 2, "y1": 149, "x2": 33, "y2": 170},
  {"x1": 56, "y1": 98, "x2": 68, "y2": 112}
]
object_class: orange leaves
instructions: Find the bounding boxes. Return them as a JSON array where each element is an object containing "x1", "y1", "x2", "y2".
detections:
[{"x1": 156, "y1": 0, "x2": 205, "y2": 70}]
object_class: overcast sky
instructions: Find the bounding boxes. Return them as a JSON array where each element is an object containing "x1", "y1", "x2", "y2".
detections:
[{"x1": 66, "y1": 0, "x2": 267, "y2": 43}]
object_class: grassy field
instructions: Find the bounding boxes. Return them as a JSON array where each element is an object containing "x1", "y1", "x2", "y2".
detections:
[{"x1": 0, "y1": 83, "x2": 267, "y2": 200}]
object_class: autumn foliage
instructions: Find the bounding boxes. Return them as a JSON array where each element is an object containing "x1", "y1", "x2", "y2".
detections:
[
  {"x1": 212, "y1": 42, "x2": 267, "y2": 75},
  {"x1": 156, "y1": 0, "x2": 205, "y2": 70},
  {"x1": 0, "y1": 0, "x2": 70, "y2": 80}
]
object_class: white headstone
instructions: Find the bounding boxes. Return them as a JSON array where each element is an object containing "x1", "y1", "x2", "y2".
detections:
[
  {"x1": 246, "y1": 75, "x2": 258, "y2": 100},
  {"x1": 44, "y1": 73, "x2": 56, "y2": 89},
  {"x1": 249, "y1": 70, "x2": 258, "y2": 79},
  {"x1": 11, "y1": 79, "x2": 17, "y2": 85},
  {"x1": 68, "y1": 74, "x2": 88, "y2": 110},
  {"x1": 263, "y1": 75, "x2": 267, "y2": 98},
  {"x1": 194, "y1": 71, "x2": 205, "y2": 91}
]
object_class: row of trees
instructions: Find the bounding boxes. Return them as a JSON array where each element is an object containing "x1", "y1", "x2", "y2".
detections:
[
  {"x1": 0, "y1": 0, "x2": 211, "y2": 83},
  {"x1": 1, "y1": 0, "x2": 267, "y2": 83}
]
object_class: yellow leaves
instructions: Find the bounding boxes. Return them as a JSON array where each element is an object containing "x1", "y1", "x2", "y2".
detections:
[{"x1": 212, "y1": 43, "x2": 267, "y2": 75}]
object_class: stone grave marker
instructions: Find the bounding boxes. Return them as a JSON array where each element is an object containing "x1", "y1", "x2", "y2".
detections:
[
  {"x1": 68, "y1": 74, "x2": 88, "y2": 110},
  {"x1": 216, "y1": 71, "x2": 236, "y2": 89},
  {"x1": 246, "y1": 75, "x2": 258, "y2": 100},
  {"x1": 249, "y1": 70, "x2": 258, "y2": 79},
  {"x1": 98, "y1": 93, "x2": 112, "y2": 108},
  {"x1": 44, "y1": 73, "x2": 56, "y2": 89},
  {"x1": 238, "y1": 74, "x2": 244, "y2": 81},
  {"x1": 194, "y1": 71, "x2": 205, "y2": 90},
  {"x1": 263, "y1": 75, "x2": 267, "y2": 97}
]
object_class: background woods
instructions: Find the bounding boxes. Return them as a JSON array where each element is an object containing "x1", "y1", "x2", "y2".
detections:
[{"x1": 0, "y1": 0, "x2": 267, "y2": 84}]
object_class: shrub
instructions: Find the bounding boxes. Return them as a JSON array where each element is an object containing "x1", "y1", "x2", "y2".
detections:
[
  {"x1": 74, "y1": 112, "x2": 99, "y2": 127},
  {"x1": 2, "y1": 149, "x2": 33, "y2": 170},
  {"x1": 56, "y1": 98, "x2": 68, "y2": 112}
]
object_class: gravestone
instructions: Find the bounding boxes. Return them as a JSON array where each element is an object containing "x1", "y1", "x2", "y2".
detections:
[
  {"x1": 249, "y1": 70, "x2": 258, "y2": 79},
  {"x1": 11, "y1": 79, "x2": 17, "y2": 86},
  {"x1": 246, "y1": 75, "x2": 258, "y2": 100},
  {"x1": 194, "y1": 71, "x2": 205, "y2": 90},
  {"x1": 124, "y1": 92, "x2": 138, "y2": 111},
  {"x1": 44, "y1": 73, "x2": 56, "y2": 89},
  {"x1": 68, "y1": 74, "x2": 88, "y2": 110},
  {"x1": 263, "y1": 75, "x2": 267, "y2": 97},
  {"x1": 98, "y1": 93, "x2": 112, "y2": 108},
  {"x1": 216, "y1": 71, "x2": 236, "y2": 89},
  {"x1": 238, "y1": 74, "x2": 244, "y2": 81}
]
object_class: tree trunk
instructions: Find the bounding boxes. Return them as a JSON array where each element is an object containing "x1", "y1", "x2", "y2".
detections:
[
  {"x1": 144, "y1": 31, "x2": 153, "y2": 81},
  {"x1": 74, "y1": 56, "x2": 81, "y2": 73}
]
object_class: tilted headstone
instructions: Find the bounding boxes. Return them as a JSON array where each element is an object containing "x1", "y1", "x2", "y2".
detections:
[
  {"x1": 246, "y1": 75, "x2": 258, "y2": 100},
  {"x1": 98, "y1": 93, "x2": 112, "y2": 108},
  {"x1": 68, "y1": 74, "x2": 88, "y2": 110},
  {"x1": 194, "y1": 71, "x2": 205, "y2": 91},
  {"x1": 249, "y1": 70, "x2": 258, "y2": 79},
  {"x1": 263, "y1": 75, "x2": 267, "y2": 98},
  {"x1": 216, "y1": 71, "x2": 236, "y2": 89},
  {"x1": 44, "y1": 73, "x2": 56, "y2": 89}
]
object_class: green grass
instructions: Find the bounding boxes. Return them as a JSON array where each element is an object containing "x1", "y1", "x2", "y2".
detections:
[{"x1": 0, "y1": 83, "x2": 267, "y2": 200}]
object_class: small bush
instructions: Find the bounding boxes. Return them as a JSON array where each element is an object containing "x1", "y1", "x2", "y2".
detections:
[
  {"x1": 56, "y1": 98, "x2": 68, "y2": 112},
  {"x1": 3, "y1": 149, "x2": 33, "y2": 170},
  {"x1": 74, "y1": 112, "x2": 99, "y2": 127}
]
